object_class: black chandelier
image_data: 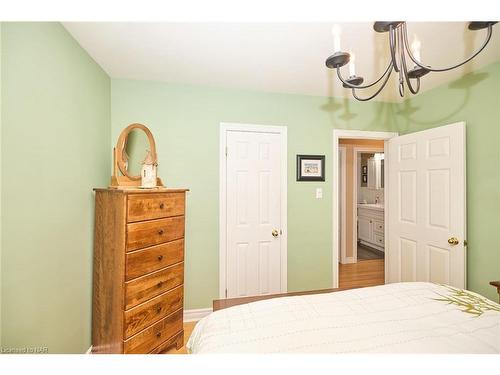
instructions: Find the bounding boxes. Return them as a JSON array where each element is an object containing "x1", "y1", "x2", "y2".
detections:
[{"x1": 325, "y1": 22, "x2": 497, "y2": 101}]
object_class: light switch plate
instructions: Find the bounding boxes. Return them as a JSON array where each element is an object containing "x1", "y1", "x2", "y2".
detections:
[{"x1": 316, "y1": 188, "x2": 323, "y2": 199}]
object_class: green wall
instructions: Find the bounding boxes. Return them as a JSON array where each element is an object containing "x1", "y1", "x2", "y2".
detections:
[
  {"x1": 0, "y1": 23, "x2": 110, "y2": 353},
  {"x1": 0, "y1": 21, "x2": 497, "y2": 353},
  {"x1": 111, "y1": 79, "x2": 393, "y2": 309},
  {"x1": 391, "y1": 62, "x2": 500, "y2": 302}
]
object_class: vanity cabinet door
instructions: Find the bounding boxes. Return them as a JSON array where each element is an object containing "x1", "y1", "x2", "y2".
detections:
[{"x1": 358, "y1": 216, "x2": 372, "y2": 243}]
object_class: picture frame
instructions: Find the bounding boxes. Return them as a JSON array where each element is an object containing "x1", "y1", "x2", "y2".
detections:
[
  {"x1": 296, "y1": 155, "x2": 325, "y2": 181},
  {"x1": 362, "y1": 166, "x2": 368, "y2": 174},
  {"x1": 362, "y1": 174, "x2": 368, "y2": 183}
]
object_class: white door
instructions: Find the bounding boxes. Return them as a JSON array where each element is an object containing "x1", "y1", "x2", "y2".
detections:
[
  {"x1": 225, "y1": 130, "x2": 284, "y2": 298},
  {"x1": 387, "y1": 122, "x2": 466, "y2": 288}
]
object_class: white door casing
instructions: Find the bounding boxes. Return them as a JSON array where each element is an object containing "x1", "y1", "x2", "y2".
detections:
[
  {"x1": 339, "y1": 146, "x2": 347, "y2": 264},
  {"x1": 386, "y1": 122, "x2": 466, "y2": 288},
  {"x1": 220, "y1": 123, "x2": 287, "y2": 299},
  {"x1": 332, "y1": 130, "x2": 398, "y2": 288}
]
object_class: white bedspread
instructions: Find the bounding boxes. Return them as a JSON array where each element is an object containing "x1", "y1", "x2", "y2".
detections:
[{"x1": 187, "y1": 282, "x2": 500, "y2": 353}]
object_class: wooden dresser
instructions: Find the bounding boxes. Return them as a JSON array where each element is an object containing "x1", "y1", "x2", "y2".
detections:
[{"x1": 92, "y1": 188, "x2": 188, "y2": 354}]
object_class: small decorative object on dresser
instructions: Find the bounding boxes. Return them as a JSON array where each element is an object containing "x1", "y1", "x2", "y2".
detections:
[
  {"x1": 296, "y1": 154, "x2": 325, "y2": 181},
  {"x1": 92, "y1": 188, "x2": 189, "y2": 353},
  {"x1": 141, "y1": 150, "x2": 158, "y2": 188}
]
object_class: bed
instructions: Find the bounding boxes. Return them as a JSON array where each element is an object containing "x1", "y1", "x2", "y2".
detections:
[{"x1": 186, "y1": 282, "x2": 500, "y2": 353}]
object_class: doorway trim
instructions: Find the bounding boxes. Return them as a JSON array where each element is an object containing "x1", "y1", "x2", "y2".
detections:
[
  {"x1": 332, "y1": 129, "x2": 398, "y2": 288},
  {"x1": 338, "y1": 145, "x2": 347, "y2": 264},
  {"x1": 219, "y1": 123, "x2": 288, "y2": 299}
]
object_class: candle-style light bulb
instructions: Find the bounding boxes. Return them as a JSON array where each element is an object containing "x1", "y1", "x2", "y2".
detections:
[
  {"x1": 411, "y1": 34, "x2": 421, "y2": 62},
  {"x1": 332, "y1": 24, "x2": 341, "y2": 52},
  {"x1": 349, "y1": 52, "x2": 356, "y2": 77}
]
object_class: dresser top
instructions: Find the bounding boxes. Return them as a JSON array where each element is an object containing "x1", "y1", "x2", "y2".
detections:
[{"x1": 94, "y1": 187, "x2": 189, "y2": 193}]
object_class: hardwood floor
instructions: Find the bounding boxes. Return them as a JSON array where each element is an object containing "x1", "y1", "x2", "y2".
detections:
[
  {"x1": 164, "y1": 259, "x2": 384, "y2": 354},
  {"x1": 339, "y1": 258, "x2": 384, "y2": 289},
  {"x1": 163, "y1": 322, "x2": 197, "y2": 354}
]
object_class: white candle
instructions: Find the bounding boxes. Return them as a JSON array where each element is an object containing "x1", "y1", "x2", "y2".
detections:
[
  {"x1": 332, "y1": 24, "x2": 341, "y2": 52},
  {"x1": 411, "y1": 34, "x2": 421, "y2": 62},
  {"x1": 349, "y1": 52, "x2": 356, "y2": 77}
]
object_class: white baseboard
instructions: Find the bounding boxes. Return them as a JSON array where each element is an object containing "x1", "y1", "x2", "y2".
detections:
[
  {"x1": 342, "y1": 257, "x2": 356, "y2": 264},
  {"x1": 85, "y1": 346, "x2": 92, "y2": 354},
  {"x1": 184, "y1": 308, "x2": 212, "y2": 322}
]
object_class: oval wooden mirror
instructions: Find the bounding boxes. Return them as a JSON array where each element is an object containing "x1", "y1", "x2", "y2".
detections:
[{"x1": 111, "y1": 123, "x2": 164, "y2": 187}]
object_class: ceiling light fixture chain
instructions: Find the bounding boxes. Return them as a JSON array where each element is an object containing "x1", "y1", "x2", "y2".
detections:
[{"x1": 325, "y1": 21, "x2": 497, "y2": 101}]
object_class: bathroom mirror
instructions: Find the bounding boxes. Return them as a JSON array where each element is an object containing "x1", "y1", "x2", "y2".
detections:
[
  {"x1": 110, "y1": 123, "x2": 164, "y2": 188},
  {"x1": 359, "y1": 152, "x2": 384, "y2": 189}
]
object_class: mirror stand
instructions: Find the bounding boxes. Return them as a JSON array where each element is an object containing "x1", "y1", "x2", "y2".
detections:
[{"x1": 110, "y1": 123, "x2": 165, "y2": 188}]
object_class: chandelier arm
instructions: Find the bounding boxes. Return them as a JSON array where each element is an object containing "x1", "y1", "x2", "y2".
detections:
[
  {"x1": 351, "y1": 67, "x2": 393, "y2": 101},
  {"x1": 398, "y1": 27, "x2": 420, "y2": 95},
  {"x1": 336, "y1": 60, "x2": 393, "y2": 89},
  {"x1": 389, "y1": 25, "x2": 400, "y2": 73},
  {"x1": 397, "y1": 31, "x2": 405, "y2": 97},
  {"x1": 401, "y1": 57, "x2": 421, "y2": 95},
  {"x1": 402, "y1": 22, "x2": 493, "y2": 72}
]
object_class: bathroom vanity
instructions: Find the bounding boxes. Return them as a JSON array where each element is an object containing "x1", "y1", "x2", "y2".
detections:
[{"x1": 357, "y1": 203, "x2": 384, "y2": 251}]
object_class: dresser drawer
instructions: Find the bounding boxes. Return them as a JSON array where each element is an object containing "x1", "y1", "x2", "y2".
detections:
[
  {"x1": 125, "y1": 263, "x2": 184, "y2": 309},
  {"x1": 124, "y1": 308, "x2": 183, "y2": 354},
  {"x1": 126, "y1": 239, "x2": 184, "y2": 281},
  {"x1": 126, "y1": 216, "x2": 184, "y2": 252},
  {"x1": 124, "y1": 286, "x2": 183, "y2": 339},
  {"x1": 148, "y1": 331, "x2": 183, "y2": 354},
  {"x1": 127, "y1": 193, "x2": 185, "y2": 223}
]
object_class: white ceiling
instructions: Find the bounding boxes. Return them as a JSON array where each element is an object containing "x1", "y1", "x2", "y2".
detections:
[{"x1": 63, "y1": 22, "x2": 500, "y2": 102}]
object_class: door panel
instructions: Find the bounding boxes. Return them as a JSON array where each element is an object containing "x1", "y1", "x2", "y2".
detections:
[
  {"x1": 399, "y1": 170, "x2": 417, "y2": 223},
  {"x1": 400, "y1": 238, "x2": 417, "y2": 282},
  {"x1": 387, "y1": 122, "x2": 466, "y2": 288},
  {"x1": 226, "y1": 131, "x2": 282, "y2": 298}
]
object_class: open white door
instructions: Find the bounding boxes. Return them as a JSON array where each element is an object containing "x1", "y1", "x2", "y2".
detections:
[{"x1": 386, "y1": 122, "x2": 466, "y2": 288}]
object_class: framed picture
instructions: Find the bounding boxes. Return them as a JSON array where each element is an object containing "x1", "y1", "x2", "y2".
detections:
[
  {"x1": 362, "y1": 174, "x2": 368, "y2": 183},
  {"x1": 296, "y1": 155, "x2": 325, "y2": 181},
  {"x1": 362, "y1": 166, "x2": 368, "y2": 174}
]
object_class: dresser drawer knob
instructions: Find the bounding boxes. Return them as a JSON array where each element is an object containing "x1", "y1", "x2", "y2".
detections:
[
  {"x1": 156, "y1": 307, "x2": 162, "y2": 314},
  {"x1": 156, "y1": 332, "x2": 162, "y2": 338},
  {"x1": 159, "y1": 203, "x2": 165, "y2": 209},
  {"x1": 157, "y1": 255, "x2": 164, "y2": 261},
  {"x1": 157, "y1": 281, "x2": 163, "y2": 288},
  {"x1": 158, "y1": 229, "x2": 164, "y2": 235}
]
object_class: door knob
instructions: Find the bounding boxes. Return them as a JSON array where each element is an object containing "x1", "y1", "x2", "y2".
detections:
[
  {"x1": 448, "y1": 237, "x2": 459, "y2": 246},
  {"x1": 272, "y1": 229, "x2": 279, "y2": 238}
]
